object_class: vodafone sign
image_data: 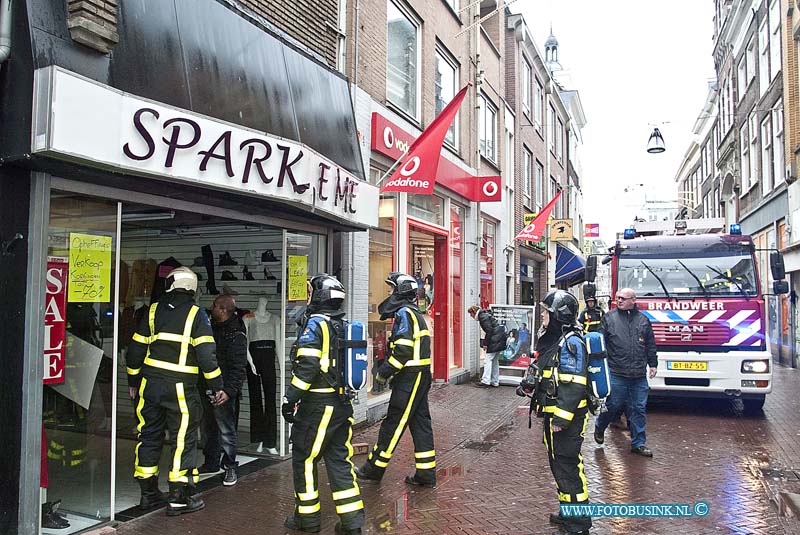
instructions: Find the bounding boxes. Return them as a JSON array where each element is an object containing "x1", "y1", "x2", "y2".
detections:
[{"x1": 371, "y1": 113, "x2": 501, "y2": 202}]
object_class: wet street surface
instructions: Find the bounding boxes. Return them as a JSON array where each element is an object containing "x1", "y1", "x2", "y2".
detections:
[{"x1": 116, "y1": 365, "x2": 800, "y2": 534}]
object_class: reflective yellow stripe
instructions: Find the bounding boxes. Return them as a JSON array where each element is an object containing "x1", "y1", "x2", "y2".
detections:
[
  {"x1": 542, "y1": 369, "x2": 553, "y2": 378},
  {"x1": 320, "y1": 321, "x2": 330, "y2": 373},
  {"x1": 336, "y1": 500, "x2": 364, "y2": 514},
  {"x1": 154, "y1": 332, "x2": 189, "y2": 343},
  {"x1": 132, "y1": 333, "x2": 150, "y2": 344},
  {"x1": 559, "y1": 490, "x2": 589, "y2": 502},
  {"x1": 297, "y1": 348, "x2": 322, "y2": 357},
  {"x1": 304, "y1": 405, "x2": 334, "y2": 496},
  {"x1": 388, "y1": 356, "x2": 404, "y2": 369},
  {"x1": 179, "y1": 307, "x2": 199, "y2": 367},
  {"x1": 204, "y1": 368, "x2": 222, "y2": 380},
  {"x1": 332, "y1": 487, "x2": 360, "y2": 501},
  {"x1": 292, "y1": 376, "x2": 312, "y2": 390},
  {"x1": 133, "y1": 378, "x2": 147, "y2": 476},
  {"x1": 345, "y1": 417, "x2": 358, "y2": 493},
  {"x1": 148, "y1": 304, "x2": 157, "y2": 340},
  {"x1": 415, "y1": 450, "x2": 435, "y2": 459},
  {"x1": 415, "y1": 329, "x2": 430, "y2": 338},
  {"x1": 578, "y1": 399, "x2": 588, "y2": 408},
  {"x1": 545, "y1": 406, "x2": 574, "y2": 421},
  {"x1": 559, "y1": 374, "x2": 587, "y2": 385},
  {"x1": 374, "y1": 459, "x2": 389, "y2": 468},
  {"x1": 415, "y1": 461, "x2": 436, "y2": 469},
  {"x1": 394, "y1": 339, "x2": 415, "y2": 347},
  {"x1": 192, "y1": 335, "x2": 215, "y2": 346},
  {"x1": 404, "y1": 359, "x2": 431, "y2": 366},
  {"x1": 309, "y1": 387, "x2": 336, "y2": 393},
  {"x1": 298, "y1": 490, "x2": 319, "y2": 501},
  {"x1": 298, "y1": 503, "x2": 321, "y2": 515},
  {"x1": 169, "y1": 383, "x2": 190, "y2": 482},
  {"x1": 144, "y1": 357, "x2": 199, "y2": 374},
  {"x1": 385, "y1": 372, "x2": 422, "y2": 457},
  {"x1": 127, "y1": 367, "x2": 141, "y2": 376}
]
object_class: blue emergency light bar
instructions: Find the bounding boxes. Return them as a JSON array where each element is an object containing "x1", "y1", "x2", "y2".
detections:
[
  {"x1": 730, "y1": 223, "x2": 742, "y2": 235},
  {"x1": 623, "y1": 228, "x2": 636, "y2": 239}
]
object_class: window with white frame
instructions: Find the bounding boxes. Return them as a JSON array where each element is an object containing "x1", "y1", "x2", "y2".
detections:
[
  {"x1": 556, "y1": 119, "x2": 564, "y2": 161},
  {"x1": 479, "y1": 93, "x2": 497, "y2": 162},
  {"x1": 387, "y1": 0, "x2": 419, "y2": 119},
  {"x1": 534, "y1": 79, "x2": 543, "y2": 129},
  {"x1": 435, "y1": 48, "x2": 458, "y2": 147},
  {"x1": 443, "y1": 0, "x2": 457, "y2": 11},
  {"x1": 522, "y1": 58, "x2": 532, "y2": 118},
  {"x1": 548, "y1": 105, "x2": 556, "y2": 151},
  {"x1": 740, "y1": 124, "x2": 750, "y2": 190},
  {"x1": 535, "y1": 160, "x2": 544, "y2": 210},
  {"x1": 746, "y1": 36, "x2": 756, "y2": 84},
  {"x1": 550, "y1": 177, "x2": 559, "y2": 216},
  {"x1": 773, "y1": 103, "x2": 785, "y2": 186},
  {"x1": 714, "y1": 187, "x2": 720, "y2": 217},
  {"x1": 522, "y1": 147, "x2": 532, "y2": 207},
  {"x1": 737, "y1": 55, "x2": 747, "y2": 102},
  {"x1": 505, "y1": 129, "x2": 514, "y2": 190},
  {"x1": 759, "y1": 20, "x2": 769, "y2": 97},
  {"x1": 769, "y1": 0, "x2": 781, "y2": 81},
  {"x1": 761, "y1": 114, "x2": 773, "y2": 195},
  {"x1": 749, "y1": 112, "x2": 759, "y2": 188}
]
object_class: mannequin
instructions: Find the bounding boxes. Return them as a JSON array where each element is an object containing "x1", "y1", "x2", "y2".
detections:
[{"x1": 244, "y1": 297, "x2": 280, "y2": 455}]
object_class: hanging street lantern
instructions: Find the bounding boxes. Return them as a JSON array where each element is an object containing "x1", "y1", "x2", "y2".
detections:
[{"x1": 647, "y1": 127, "x2": 666, "y2": 153}]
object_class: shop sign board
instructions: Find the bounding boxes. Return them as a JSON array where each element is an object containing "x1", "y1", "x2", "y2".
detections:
[
  {"x1": 44, "y1": 257, "x2": 68, "y2": 384},
  {"x1": 522, "y1": 213, "x2": 547, "y2": 250},
  {"x1": 32, "y1": 67, "x2": 379, "y2": 228},
  {"x1": 549, "y1": 218, "x2": 573, "y2": 242}
]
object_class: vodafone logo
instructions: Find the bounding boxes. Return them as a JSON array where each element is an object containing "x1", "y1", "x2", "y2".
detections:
[
  {"x1": 482, "y1": 180, "x2": 499, "y2": 198},
  {"x1": 400, "y1": 156, "x2": 421, "y2": 176},
  {"x1": 382, "y1": 126, "x2": 409, "y2": 153},
  {"x1": 384, "y1": 177, "x2": 431, "y2": 189}
]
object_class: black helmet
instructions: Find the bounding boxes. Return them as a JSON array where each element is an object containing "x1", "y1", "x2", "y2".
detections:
[
  {"x1": 307, "y1": 273, "x2": 346, "y2": 311},
  {"x1": 385, "y1": 272, "x2": 418, "y2": 300},
  {"x1": 541, "y1": 289, "x2": 579, "y2": 325}
]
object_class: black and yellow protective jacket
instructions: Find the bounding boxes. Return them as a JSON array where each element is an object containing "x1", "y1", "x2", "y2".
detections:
[
  {"x1": 578, "y1": 307, "x2": 604, "y2": 334},
  {"x1": 534, "y1": 328, "x2": 590, "y2": 429},
  {"x1": 126, "y1": 290, "x2": 223, "y2": 390},
  {"x1": 285, "y1": 312, "x2": 345, "y2": 404},
  {"x1": 376, "y1": 305, "x2": 431, "y2": 384}
]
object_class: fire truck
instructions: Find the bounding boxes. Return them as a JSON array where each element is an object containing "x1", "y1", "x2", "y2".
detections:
[{"x1": 584, "y1": 218, "x2": 789, "y2": 413}]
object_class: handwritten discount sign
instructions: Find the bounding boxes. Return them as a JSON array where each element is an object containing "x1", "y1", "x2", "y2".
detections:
[
  {"x1": 68, "y1": 233, "x2": 112, "y2": 303},
  {"x1": 288, "y1": 255, "x2": 308, "y2": 302}
]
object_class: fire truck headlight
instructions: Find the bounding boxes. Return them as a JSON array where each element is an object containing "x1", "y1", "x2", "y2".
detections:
[{"x1": 741, "y1": 360, "x2": 769, "y2": 373}]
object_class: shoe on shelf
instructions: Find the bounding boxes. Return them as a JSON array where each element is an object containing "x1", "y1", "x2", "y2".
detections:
[
  {"x1": 261, "y1": 249, "x2": 279, "y2": 263},
  {"x1": 284, "y1": 515, "x2": 321, "y2": 533},
  {"x1": 42, "y1": 502, "x2": 70, "y2": 529},
  {"x1": 404, "y1": 475, "x2": 436, "y2": 488},
  {"x1": 222, "y1": 465, "x2": 238, "y2": 487},
  {"x1": 243, "y1": 266, "x2": 255, "y2": 280},
  {"x1": 219, "y1": 251, "x2": 238, "y2": 266},
  {"x1": 264, "y1": 267, "x2": 277, "y2": 280},
  {"x1": 221, "y1": 270, "x2": 238, "y2": 281},
  {"x1": 593, "y1": 427, "x2": 604, "y2": 445},
  {"x1": 630, "y1": 445, "x2": 653, "y2": 457},
  {"x1": 265, "y1": 446, "x2": 279, "y2": 455}
]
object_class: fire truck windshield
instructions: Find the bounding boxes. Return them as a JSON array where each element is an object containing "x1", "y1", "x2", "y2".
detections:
[{"x1": 618, "y1": 253, "x2": 757, "y2": 298}]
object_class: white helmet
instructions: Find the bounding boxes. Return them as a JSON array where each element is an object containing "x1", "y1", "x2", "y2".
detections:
[{"x1": 166, "y1": 267, "x2": 198, "y2": 293}]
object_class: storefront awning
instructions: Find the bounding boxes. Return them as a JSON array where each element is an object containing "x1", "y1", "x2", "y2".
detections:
[{"x1": 555, "y1": 243, "x2": 586, "y2": 286}]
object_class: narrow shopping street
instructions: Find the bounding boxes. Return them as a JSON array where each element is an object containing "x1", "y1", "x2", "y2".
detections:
[{"x1": 111, "y1": 365, "x2": 800, "y2": 535}]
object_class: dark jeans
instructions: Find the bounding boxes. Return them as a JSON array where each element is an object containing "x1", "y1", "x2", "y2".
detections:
[
  {"x1": 202, "y1": 395, "x2": 238, "y2": 468},
  {"x1": 595, "y1": 374, "x2": 649, "y2": 448}
]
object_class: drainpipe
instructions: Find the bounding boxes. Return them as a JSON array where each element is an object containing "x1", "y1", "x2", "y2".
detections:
[{"x1": 0, "y1": 0, "x2": 12, "y2": 64}]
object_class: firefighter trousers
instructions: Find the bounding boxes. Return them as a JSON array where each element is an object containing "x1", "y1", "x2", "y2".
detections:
[
  {"x1": 543, "y1": 409, "x2": 592, "y2": 533},
  {"x1": 134, "y1": 376, "x2": 202, "y2": 484},
  {"x1": 366, "y1": 370, "x2": 436, "y2": 484},
  {"x1": 290, "y1": 397, "x2": 364, "y2": 531}
]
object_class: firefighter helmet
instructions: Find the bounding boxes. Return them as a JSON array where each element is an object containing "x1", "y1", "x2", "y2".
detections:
[
  {"x1": 166, "y1": 267, "x2": 198, "y2": 293},
  {"x1": 541, "y1": 289, "x2": 579, "y2": 326},
  {"x1": 385, "y1": 272, "x2": 419, "y2": 300},
  {"x1": 307, "y1": 273, "x2": 346, "y2": 311}
]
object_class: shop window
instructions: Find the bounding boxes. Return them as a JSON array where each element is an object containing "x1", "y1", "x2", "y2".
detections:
[
  {"x1": 480, "y1": 219, "x2": 496, "y2": 309},
  {"x1": 408, "y1": 193, "x2": 444, "y2": 226},
  {"x1": 479, "y1": 93, "x2": 497, "y2": 163},
  {"x1": 387, "y1": 0, "x2": 419, "y2": 119},
  {"x1": 522, "y1": 148, "x2": 532, "y2": 208},
  {"x1": 450, "y1": 205, "x2": 464, "y2": 368},
  {"x1": 435, "y1": 47, "x2": 459, "y2": 147},
  {"x1": 522, "y1": 57, "x2": 532, "y2": 118}
]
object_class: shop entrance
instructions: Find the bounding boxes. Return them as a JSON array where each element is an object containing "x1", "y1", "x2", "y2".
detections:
[
  {"x1": 408, "y1": 221, "x2": 450, "y2": 381},
  {"x1": 42, "y1": 190, "x2": 326, "y2": 531}
]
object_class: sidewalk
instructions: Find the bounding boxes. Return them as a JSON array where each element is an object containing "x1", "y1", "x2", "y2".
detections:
[{"x1": 115, "y1": 367, "x2": 800, "y2": 535}]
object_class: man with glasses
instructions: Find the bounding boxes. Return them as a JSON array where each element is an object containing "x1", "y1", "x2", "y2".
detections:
[{"x1": 593, "y1": 288, "x2": 658, "y2": 457}]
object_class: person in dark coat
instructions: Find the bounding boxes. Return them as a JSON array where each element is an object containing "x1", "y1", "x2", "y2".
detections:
[
  {"x1": 468, "y1": 305, "x2": 506, "y2": 387},
  {"x1": 593, "y1": 288, "x2": 658, "y2": 457}
]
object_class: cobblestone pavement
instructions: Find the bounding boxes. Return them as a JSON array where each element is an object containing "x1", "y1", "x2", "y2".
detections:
[{"x1": 115, "y1": 365, "x2": 800, "y2": 535}]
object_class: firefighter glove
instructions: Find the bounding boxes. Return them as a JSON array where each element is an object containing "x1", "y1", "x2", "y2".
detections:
[{"x1": 281, "y1": 397, "x2": 297, "y2": 423}]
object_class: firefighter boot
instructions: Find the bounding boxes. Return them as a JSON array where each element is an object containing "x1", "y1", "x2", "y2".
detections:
[
  {"x1": 354, "y1": 463, "x2": 383, "y2": 483},
  {"x1": 138, "y1": 477, "x2": 167, "y2": 510},
  {"x1": 166, "y1": 482, "x2": 205, "y2": 516},
  {"x1": 283, "y1": 515, "x2": 321, "y2": 533}
]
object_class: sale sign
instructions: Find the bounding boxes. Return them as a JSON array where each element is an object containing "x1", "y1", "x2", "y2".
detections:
[{"x1": 44, "y1": 257, "x2": 68, "y2": 384}]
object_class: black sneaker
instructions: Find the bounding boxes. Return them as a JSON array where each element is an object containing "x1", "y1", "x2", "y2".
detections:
[
  {"x1": 284, "y1": 515, "x2": 321, "y2": 533},
  {"x1": 631, "y1": 446, "x2": 653, "y2": 457},
  {"x1": 222, "y1": 465, "x2": 238, "y2": 486},
  {"x1": 197, "y1": 463, "x2": 221, "y2": 474},
  {"x1": 261, "y1": 249, "x2": 279, "y2": 263},
  {"x1": 166, "y1": 486, "x2": 204, "y2": 517},
  {"x1": 593, "y1": 427, "x2": 604, "y2": 445}
]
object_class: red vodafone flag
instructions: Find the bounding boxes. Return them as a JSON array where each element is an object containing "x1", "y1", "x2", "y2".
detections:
[
  {"x1": 381, "y1": 84, "x2": 470, "y2": 194},
  {"x1": 515, "y1": 191, "x2": 562, "y2": 241}
]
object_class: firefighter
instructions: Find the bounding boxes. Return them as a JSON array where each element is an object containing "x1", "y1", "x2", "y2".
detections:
[
  {"x1": 282, "y1": 274, "x2": 364, "y2": 535},
  {"x1": 578, "y1": 296, "x2": 604, "y2": 334},
  {"x1": 126, "y1": 267, "x2": 223, "y2": 516},
  {"x1": 355, "y1": 272, "x2": 436, "y2": 488},
  {"x1": 534, "y1": 289, "x2": 592, "y2": 535}
]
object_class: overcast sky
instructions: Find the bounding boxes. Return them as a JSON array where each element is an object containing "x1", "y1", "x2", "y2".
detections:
[{"x1": 510, "y1": 0, "x2": 717, "y2": 246}]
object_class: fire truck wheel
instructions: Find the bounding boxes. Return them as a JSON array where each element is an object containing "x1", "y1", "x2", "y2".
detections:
[{"x1": 742, "y1": 395, "x2": 766, "y2": 414}]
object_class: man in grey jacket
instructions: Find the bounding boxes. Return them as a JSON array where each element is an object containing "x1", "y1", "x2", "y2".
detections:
[{"x1": 593, "y1": 288, "x2": 658, "y2": 457}]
